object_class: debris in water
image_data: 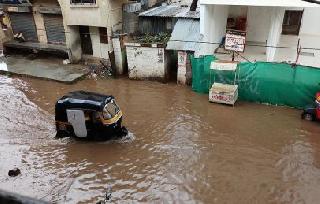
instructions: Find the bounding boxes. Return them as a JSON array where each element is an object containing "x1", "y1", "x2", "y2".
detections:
[
  {"x1": 96, "y1": 186, "x2": 112, "y2": 204},
  {"x1": 87, "y1": 59, "x2": 113, "y2": 79},
  {"x1": 0, "y1": 61, "x2": 7, "y2": 71},
  {"x1": 63, "y1": 59, "x2": 71, "y2": 65},
  {"x1": 8, "y1": 168, "x2": 21, "y2": 177}
]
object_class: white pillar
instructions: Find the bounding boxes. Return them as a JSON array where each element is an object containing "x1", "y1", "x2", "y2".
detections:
[
  {"x1": 177, "y1": 51, "x2": 187, "y2": 85},
  {"x1": 112, "y1": 37, "x2": 124, "y2": 75},
  {"x1": 65, "y1": 25, "x2": 82, "y2": 62},
  {"x1": 200, "y1": 4, "x2": 207, "y2": 36},
  {"x1": 199, "y1": 4, "x2": 210, "y2": 56},
  {"x1": 199, "y1": 4, "x2": 229, "y2": 56},
  {"x1": 266, "y1": 7, "x2": 285, "y2": 62}
]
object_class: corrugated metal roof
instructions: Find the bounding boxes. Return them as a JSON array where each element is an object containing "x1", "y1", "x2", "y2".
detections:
[
  {"x1": 139, "y1": 5, "x2": 200, "y2": 19},
  {"x1": 166, "y1": 19, "x2": 200, "y2": 51}
]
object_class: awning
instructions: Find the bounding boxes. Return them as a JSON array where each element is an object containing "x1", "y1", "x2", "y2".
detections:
[
  {"x1": 166, "y1": 19, "x2": 200, "y2": 51},
  {"x1": 200, "y1": 0, "x2": 320, "y2": 8}
]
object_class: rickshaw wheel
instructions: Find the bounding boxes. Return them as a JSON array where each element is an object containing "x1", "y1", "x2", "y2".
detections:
[{"x1": 303, "y1": 113, "x2": 314, "y2": 121}]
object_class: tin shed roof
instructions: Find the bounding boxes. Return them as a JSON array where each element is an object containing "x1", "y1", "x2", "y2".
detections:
[
  {"x1": 139, "y1": 5, "x2": 200, "y2": 19},
  {"x1": 166, "y1": 19, "x2": 200, "y2": 51}
]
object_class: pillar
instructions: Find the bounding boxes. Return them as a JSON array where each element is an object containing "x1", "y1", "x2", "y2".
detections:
[
  {"x1": 177, "y1": 51, "x2": 187, "y2": 85},
  {"x1": 266, "y1": 7, "x2": 285, "y2": 62}
]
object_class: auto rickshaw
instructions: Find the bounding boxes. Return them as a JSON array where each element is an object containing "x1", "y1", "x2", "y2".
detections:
[
  {"x1": 55, "y1": 91, "x2": 127, "y2": 139},
  {"x1": 301, "y1": 92, "x2": 320, "y2": 121}
]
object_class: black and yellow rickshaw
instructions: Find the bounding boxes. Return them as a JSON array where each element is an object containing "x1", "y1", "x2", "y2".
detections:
[{"x1": 55, "y1": 91, "x2": 127, "y2": 139}]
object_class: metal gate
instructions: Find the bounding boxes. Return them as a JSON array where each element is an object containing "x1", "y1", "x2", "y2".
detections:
[
  {"x1": 9, "y1": 12, "x2": 38, "y2": 42},
  {"x1": 43, "y1": 14, "x2": 66, "y2": 44}
]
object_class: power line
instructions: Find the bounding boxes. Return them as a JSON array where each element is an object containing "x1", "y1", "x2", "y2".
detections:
[
  {"x1": 11, "y1": 28, "x2": 320, "y2": 51},
  {"x1": 168, "y1": 39, "x2": 320, "y2": 51}
]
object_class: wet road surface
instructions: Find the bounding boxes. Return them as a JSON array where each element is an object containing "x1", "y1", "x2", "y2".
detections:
[{"x1": 1, "y1": 75, "x2": 320, "y2": 203}]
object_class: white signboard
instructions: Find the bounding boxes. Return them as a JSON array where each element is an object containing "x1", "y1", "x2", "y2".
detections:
[
  {"x1": 210, "y1": 61, "x2": 238, "y2": 71},
  {"x1": 7, "y1": 7, "x2": 19, "y2": 12},
  {"x1": 225, "y1": 30, "x2": 246, "y2": 52}
]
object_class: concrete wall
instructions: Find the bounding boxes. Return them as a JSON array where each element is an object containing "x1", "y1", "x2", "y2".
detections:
[
  {"x1": 58, "y1": 0, "x2": 128, "y2": 61},
  {"x1": 300, "y1": 8, "x2": 320, "y2": 35},
  {"x1": 89, "y1": 26, "x2": 110, "y2": 59},
  {"x1": 200, "y1": 4, "x2": 229, "y2": 55},
  {"x1": 148, "y1": 0, "x2": 169, "y2": 7},
  {"x1": 32, "y1": 12, "x2": 48, "y2": 43},
  {"x1": 65, "y1": 25, "x2": 82, "y2": 61},
  {"x1": 204, "y1": 5, "x2": 320, "y2": 44},
  {"x1": 63, "y1": 0, "x2": 127, "y2": 29},
  {"x1": 246, "y1": 7, "x2": 272, "y2": 43},
  {"x1": 126, "y1": 43, "x2": 168, "y2": 81},
  {"x1": 245, "y1": 7, "x2": 320, "y2": 42},
  {"x1": 147, "y1": 0, "x2": 158, "y2": 7},
  {"x1": 32, "y1": 0, "x2": 60, "y2": 7},
  {"x1": 199, "y1": 3, "x2": 320, "y2": 67},
  {"x1": 229, "y1": 6, "x2": 247, "y2": 18}
]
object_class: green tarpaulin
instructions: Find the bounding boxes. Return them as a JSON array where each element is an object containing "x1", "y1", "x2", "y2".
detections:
[{"x1": 191, "y1": 55, "x2": 320, "y2": 108}]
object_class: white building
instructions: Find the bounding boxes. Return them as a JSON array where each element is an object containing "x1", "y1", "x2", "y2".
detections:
[
  {"x1": 59, "y1": 0, "x2": 128, "y2": 62},
  {"x1": 199, "y1": 0, "x2": 320, "y2": 67}
]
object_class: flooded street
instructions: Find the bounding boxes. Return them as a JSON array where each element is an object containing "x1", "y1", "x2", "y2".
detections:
[{"x1": 1, "y1": 75, "x2": 320, "y2": 203}]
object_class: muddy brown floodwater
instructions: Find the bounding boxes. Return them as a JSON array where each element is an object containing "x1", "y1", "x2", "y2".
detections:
[{"x1": 1, "y1": 75, "x2": 320, "y2": 203}]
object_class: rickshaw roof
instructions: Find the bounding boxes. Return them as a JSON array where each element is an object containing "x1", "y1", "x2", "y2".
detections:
[{"x1": 56, "y1": 91, "x2": 114, "y2": 112}]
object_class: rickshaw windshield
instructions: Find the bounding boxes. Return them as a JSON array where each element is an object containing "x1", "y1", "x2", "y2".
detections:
[{"x1": 103, "y1": 100, "x2": 120, "y2": 119}]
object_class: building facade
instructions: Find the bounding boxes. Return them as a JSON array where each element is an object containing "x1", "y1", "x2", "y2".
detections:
[
  {"x1": 199, "y1": 0, "x2": 320, "y2": 68},
  {"x1": 0, "y1": 0, "x2": 130, "y2": 62},
  {"x1": 0, "y1": 0, "x2": 66, "y2": 52},
  {"x1": 60, "y1": 0, "x2": 128, "y2": 61}
]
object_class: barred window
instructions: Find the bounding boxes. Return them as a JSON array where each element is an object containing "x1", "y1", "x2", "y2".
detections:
[
  {"x1": 99, "y1": 27, "x2": 108, "y2": 44},
  {"x1": 70, "y1": 0, "x2": 96, "y2": 4}
]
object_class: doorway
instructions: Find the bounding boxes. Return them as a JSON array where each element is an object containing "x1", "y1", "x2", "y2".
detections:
[
  {"x1": 282, "y1": 10, "x2": 304, "y2": 35},
  {"x1": 79, "y1": 26, "x2": 93, "y2": 55}
]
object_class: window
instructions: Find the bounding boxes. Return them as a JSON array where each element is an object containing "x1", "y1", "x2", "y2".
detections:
[
  {"x1": 282, "y1": 10, "x2": 303, "y2": 35},
  {"x1": 70, "y1": 0, "x2": 96, "y2": 5},
  {"x1": 99, "y1": 27, "x2": 108, "y2": 44}
]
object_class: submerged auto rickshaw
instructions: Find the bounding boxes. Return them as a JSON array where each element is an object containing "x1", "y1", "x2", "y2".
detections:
[
  {"x1": 301, "y1": 92, "x2": 320, "y2": 121},
  {"x1": 55, "y1": 91, "x2": 127, "y2": 139}
]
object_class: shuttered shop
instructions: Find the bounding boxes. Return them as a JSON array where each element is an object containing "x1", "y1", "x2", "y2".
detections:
[
  {"x1": 44, "y1": 14, "x2": 66, "y2": 44},
  {"x1": 9, "y1": 12, "x2": 38, "y2": 41}
]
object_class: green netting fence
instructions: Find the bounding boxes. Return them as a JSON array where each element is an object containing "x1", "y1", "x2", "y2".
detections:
[{"x1": 191, "y1": 55, "x2": 320, "y2": 108}]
